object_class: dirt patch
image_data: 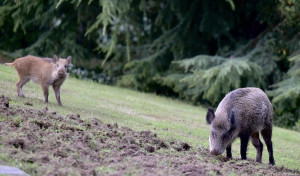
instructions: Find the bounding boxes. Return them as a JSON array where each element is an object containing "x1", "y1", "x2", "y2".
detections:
[{"x1": 0, "y1": 95, "x2": 299, "y2": 176}]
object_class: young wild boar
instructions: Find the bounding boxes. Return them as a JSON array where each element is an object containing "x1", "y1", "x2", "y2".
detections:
[
  {"x1": 4, "y1": 55, "x2": 72, "y2": 106},
  {"x1": 206, "y1": 87, "x2": 275, "y2": 165}
]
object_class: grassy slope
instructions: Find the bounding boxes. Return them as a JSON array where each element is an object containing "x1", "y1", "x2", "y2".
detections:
[{"x1": 0, "y1": 64, "x2": 299, "y2": 171}]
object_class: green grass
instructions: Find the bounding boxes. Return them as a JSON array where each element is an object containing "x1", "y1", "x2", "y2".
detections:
[{"x1": 0, "y1": 64, "x2": 300, "y2": 171}]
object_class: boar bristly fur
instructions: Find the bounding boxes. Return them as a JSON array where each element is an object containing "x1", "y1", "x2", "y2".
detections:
[
  {"x1": 4, "y1": 55, "x2": 72, "y2": 106},
  {"x1": 206, "y1": 87, "x2": 275, "y2": 165}
]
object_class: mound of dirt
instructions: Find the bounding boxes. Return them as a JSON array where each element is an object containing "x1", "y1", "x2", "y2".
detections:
[{"x1": 0, "y1": 95, "x2": 299, "y2": 176}]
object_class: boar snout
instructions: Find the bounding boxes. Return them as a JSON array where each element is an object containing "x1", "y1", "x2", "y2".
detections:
[
  {"x1": 57, "y1": 70, "x2": 66, "y2": 78},
  {"x1": 210, "y1": 149, "x2": 222, "y2": 156}
]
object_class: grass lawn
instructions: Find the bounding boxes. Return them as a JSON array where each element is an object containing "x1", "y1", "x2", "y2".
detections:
[{"x1": 0, "y1": 64, "x2": 300, "y2": 171}]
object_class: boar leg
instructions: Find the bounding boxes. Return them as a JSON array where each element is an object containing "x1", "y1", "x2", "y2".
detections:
[
  {"x1": 240, "y1": 134, "x2": 250, "y2": 160},
  {"x1": 41, "y1": 84, "x2": 49, "y2": 103},
  {"x1": 53, "y1": 85, "x2": 62, "y2": 106},
  {"x1": 261, "y1": 128, "x2": 275, "y2": 165},
  {"x1": 251, "y1": 132, "x2": 263, "y2": 163},
  {"x1": 226, "y1": 145, "x2": 232, "y2": 158},
  {"x1": 16, "y1": 77, "x2": 29, "y2": 98}
]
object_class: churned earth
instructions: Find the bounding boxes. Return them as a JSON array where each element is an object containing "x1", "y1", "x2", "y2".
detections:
[{"x1": 0, "y1": 95, "x2": 299, "y2": 176}]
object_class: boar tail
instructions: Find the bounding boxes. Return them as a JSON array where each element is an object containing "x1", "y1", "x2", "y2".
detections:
[{"x1": 4, "y1": 63, "x2": 14, "y2": 66}]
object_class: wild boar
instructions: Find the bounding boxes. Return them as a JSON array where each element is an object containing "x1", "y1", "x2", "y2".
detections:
[
  {"x1": 206, "y1": 87, "x2": 275, "y2": 165},
  {"x1": 4, "y1": 55, "x2": 72, "y2": 106}
]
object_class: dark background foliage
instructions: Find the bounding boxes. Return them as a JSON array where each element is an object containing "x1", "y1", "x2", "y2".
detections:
[{"x1": 0, "y1": 0, "x2": 300, "y2": 130}]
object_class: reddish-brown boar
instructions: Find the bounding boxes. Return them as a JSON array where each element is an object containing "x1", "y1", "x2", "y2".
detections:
[{"x1": 4, "y1": 55, "x2": 72, "y2": 106}]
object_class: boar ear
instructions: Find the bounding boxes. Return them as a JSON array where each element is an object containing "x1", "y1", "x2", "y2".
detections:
[
  {"x1": 66, "y1": 56, "x2": 72, "y2": 64},
  {"x1": 53, "y1": 55, "x2": 59, "y2": 62},
  {"x1": 206, "y1": 107, "x2": 215, "y2": 124}
]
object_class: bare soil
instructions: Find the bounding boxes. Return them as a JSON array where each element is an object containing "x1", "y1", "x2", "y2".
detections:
[{"x1": 0, "y1": 95, "x2": 299, "y2": 176}]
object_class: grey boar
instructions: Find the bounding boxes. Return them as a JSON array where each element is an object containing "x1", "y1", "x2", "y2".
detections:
[
  {"x1": 206, "y1": 87, "x2": 275, "y2": 165},
  {"x1": 4, "y1": 55, "x2": 72, "y2": 106}
]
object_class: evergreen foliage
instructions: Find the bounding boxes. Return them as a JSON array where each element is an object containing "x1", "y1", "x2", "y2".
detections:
[
  {"x1": 267, "y1": 0, "x2": 300, "y2": 127},
  {"x1": 161, "y1": 56, "x2": 264, "y2": 105},
  {"x1": 0, "y1": 0, "x2": 100, "y2": 64}
]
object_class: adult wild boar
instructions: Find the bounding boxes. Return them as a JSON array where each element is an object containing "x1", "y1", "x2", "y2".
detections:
[
  {"x1": 206, "y1": 87, "x2": 275, "y2": 165},
  {"x1": 4, "y1": 55, "x2": 72, "y2": 106}
]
